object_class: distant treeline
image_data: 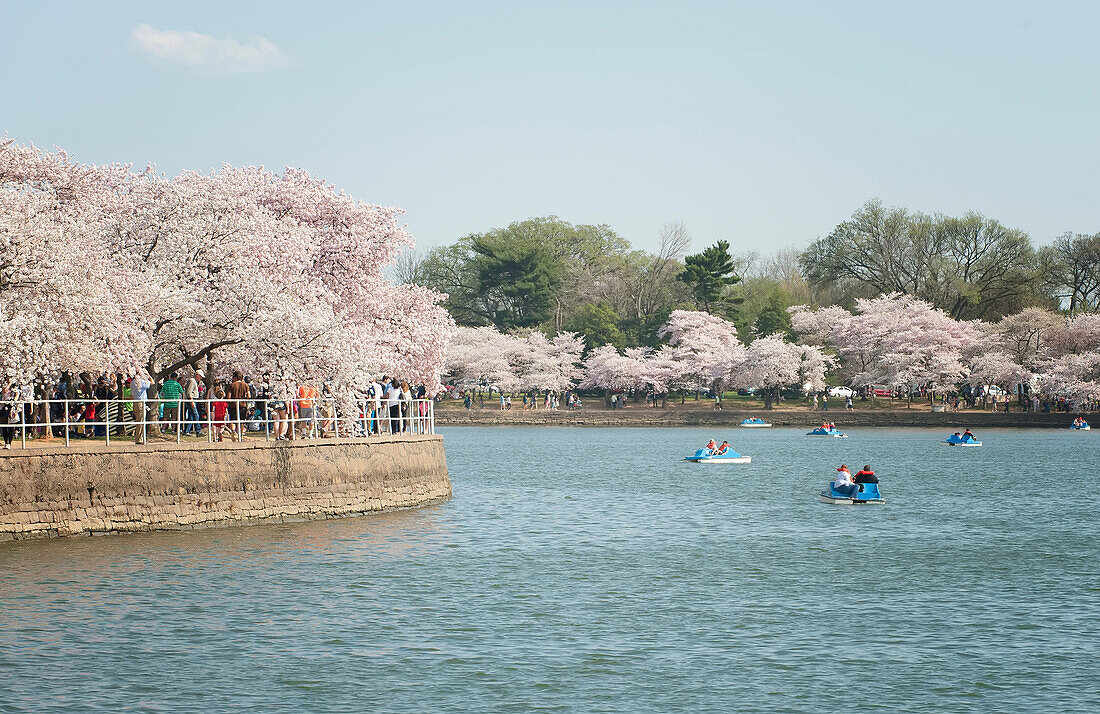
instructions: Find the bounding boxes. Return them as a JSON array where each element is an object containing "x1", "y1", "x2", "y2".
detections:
[{"x1": 399, "y1": 200, "x2": 1099, "y2": 349}]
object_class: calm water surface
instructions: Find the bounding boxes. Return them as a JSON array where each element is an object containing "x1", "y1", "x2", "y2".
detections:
[{"x1": 1, "y1": 427, "x2": 1098, "y2": 712}]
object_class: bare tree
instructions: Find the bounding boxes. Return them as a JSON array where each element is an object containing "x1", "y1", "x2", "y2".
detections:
[
  {"x1": 391, "y1": 248, "x2": 426, "y2": 286},
  {"x1": 604, "y1": 221, "x2": 693, "y2": 344},
  {"x1": 1041, "y1": 233, "x2": 1100, "y2": 315}
]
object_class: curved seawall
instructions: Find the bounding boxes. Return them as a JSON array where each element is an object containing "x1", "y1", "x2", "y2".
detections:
[{"x1": 0, "y1": 435, "x2": 450, "y2": 540}]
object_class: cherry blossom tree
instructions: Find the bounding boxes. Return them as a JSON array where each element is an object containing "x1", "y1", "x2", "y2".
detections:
[
  {"x1": 788, "y1": 304, "x2": 850, "y2": 345},
  {"x1": 580, "y1": 344, "x2": 645, "y2": 393},
  {"x1": 0, "y1": 139, "x2": 149, "y2": 384},
  {"x1": 1, "y1": 139, "x2": 453, "y2": 395},
  {"x1": 968, "y1": 352, "x2": 1032, "y2": 408},
  {"x1": 990, "y1": 308, "x2": 1064, "y2": 369},
  {"x1": 443, "y1": 326, "x2": 585, "y2": 394},
  {"x1": 1027, "y1": 313, "x2": 1100, "y2": 406},
  {"x1": 637, "y1": 346, "x2": 688, "y2": 407},
  {"x1": 517, "y1": 331, "x2": 585, "y2": 393},
  {"x1": 736, "y1": 335, "x2": 832, "y2": 409},
  {"x1": 658, "y1": 309, "x2": 744, "y2": 393},
  {"x1": 1035, "y1": 351, "x2": 1100, "y2": 405},
  {"x1": 1044, "y1": 313, "x2": 1100, "y2": 357},
  {"x1": 443, "y1": 327, "x2": 518, "y2": 392},
  {"x1": 791, "y1": 294, "x2": 979, "y2": 402}
]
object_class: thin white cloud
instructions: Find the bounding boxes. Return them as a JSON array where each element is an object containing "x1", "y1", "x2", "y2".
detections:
[{"x1": 131, "y1": 23, "x2": 290, "y2": 73}]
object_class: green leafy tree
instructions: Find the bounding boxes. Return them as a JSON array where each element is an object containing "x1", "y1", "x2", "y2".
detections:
[
  {"x1": 564, "y1": 302, "x2": 626, "y2": 351},
  {"x1": 468, "y1": 234, "x2": 561, "y2": 329},
  {"x1": 753, "y1": 293, "x2": 794, "y2": 338},
  {"x1": 417, "y1": 216, "x2": 631, "y2": 330},
  {"x1": 678, "y1": 239, "x2": 742, "y2": 313}
]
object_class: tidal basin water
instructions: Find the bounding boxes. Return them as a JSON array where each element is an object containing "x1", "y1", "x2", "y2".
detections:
[{"x1": 1, "y1": 426, "x2": 1098, "y2": 712}]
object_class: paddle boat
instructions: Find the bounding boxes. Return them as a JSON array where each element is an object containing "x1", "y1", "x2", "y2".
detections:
[
  {"x1": 942, "y1": 433, "x2": 982, "y2": 447},
  {"x1": 1070, "y1": 419, "x2": 1091, "y2": 431},
  {"x1": 807, "y1": 426, "x2": 847, "y2": 438},
  {"x1": 683, "y1": 447, "x2": 751, "y2": 464},
  {"x1": 820, "y1": 480, "x2": 885, "y2": 505},
  {"x1": 739, "y1": 417, "x2": 772, "y2": 428}
]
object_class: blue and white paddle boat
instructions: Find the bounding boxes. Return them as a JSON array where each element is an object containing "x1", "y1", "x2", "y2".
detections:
[
  {"x1": 807, "y1": 426, "x2": 847, "y2": 438},
  {"x1": 1070, "y1": 419, "x2": 1091, "y2": 431},
  {"x1": 739, "y1": 417, "x2": 772, "y2": 428},
  {"x1": 684, "y1": 447, "x2": 751, "y2": 464},
  {"x1": 820, "y1": 481, "x2": 885, "y2": 505},
  {"x1": 942, "y1": 433, "x2": 982, "y2": 447}
]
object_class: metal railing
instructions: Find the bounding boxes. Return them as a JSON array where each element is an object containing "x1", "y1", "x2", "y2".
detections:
[{"x1": 0, "y1": 397, "x2": 434, "y2": 449}]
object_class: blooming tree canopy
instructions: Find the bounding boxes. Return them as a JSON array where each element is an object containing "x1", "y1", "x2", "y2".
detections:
[
  {"x1": 580, "y1": 344, "x2": 646, "y2": 392},
  {"x1": 968, "y1": 352, "x2": 1032, "y2": 394},
  {"x1": 658, "y1": 309, "x2": 744, "y2": 390},
  {"x1": 791, "y1": 294, "x2": 979, "y2": 395},
  {"x1": 0, "y1": 139, "x2": 453, "y2": 392},
  {"x1": 443, "y1": 326, "x2": 585, "y2": 393},
  {"x1": 737, "y1": 335, "x2": 832, "y2": 408}
]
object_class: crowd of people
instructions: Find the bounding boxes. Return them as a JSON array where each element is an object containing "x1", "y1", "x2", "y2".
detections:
[
  {"x1": 0, "y1": 370, "x2": 432, "y2": 446},
  {"x1": 461, "y1": 390, "x2": 582, "y2": 411}
]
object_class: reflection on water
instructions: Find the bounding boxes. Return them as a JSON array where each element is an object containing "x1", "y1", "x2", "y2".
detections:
[{"x1": 1, "y1": 426, "x2": 1099, "y2": 712}]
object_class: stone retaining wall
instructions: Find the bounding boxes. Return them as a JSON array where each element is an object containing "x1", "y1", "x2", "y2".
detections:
[{"x1": 0, "y1": 435, "x2": 450, "y2": 541}]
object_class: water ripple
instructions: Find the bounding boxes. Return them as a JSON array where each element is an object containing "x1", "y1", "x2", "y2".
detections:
[{"x1": 1, "y1": 426, "x2": 1098, "y2": 712}]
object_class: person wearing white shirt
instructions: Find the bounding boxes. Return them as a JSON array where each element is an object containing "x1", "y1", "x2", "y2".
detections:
[
  {"x1": 370, "y1": 378, "x2": 384, "y2": 434},
  {"x1": 131, "y1": 372, "x2": 152, "y2": 444},
  {"x1": 832, "y1": 465, "x2": 857, "y2": 497},
  {"x1": 401, "y1": 381, "x2": 413, "y2": 433},
  {"x1": 385, "y1": 379, "x2": 401, "y2": 433}
]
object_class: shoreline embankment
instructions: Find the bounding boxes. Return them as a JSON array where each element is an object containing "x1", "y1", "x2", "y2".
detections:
[
  {"x1": 0, "y1": 435, "x2": 450, "y2": 541},
  {"x1": 437, "y1": 407, "x2": 1085, "y2": 429}
]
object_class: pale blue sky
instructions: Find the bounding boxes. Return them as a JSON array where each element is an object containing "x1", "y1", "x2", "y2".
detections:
[{"x1": 3, "y1": 1, "x2": 1098, "y2": 254}]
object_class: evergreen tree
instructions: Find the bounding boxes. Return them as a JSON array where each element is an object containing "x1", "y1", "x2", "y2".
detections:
[{"x1": 678, "y1": 240, "x2": 742, "y2": 313}]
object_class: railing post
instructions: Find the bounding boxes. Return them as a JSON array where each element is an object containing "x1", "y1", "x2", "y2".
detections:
[
  {"x1": 333, "y1": 397, "x2": 339, "y2": 439},
  {"x1": 176, "y1": 398, "x2": 182, "y2": 444},
  {"x1": 105, "y1": 399, "x2": 111, "y2": 446},
  {"x1": 20, "y1": 400, "x2": 26, "y2": 449},
  {"x1": 264, "y1": 398, "x2": 270, "y2": 441},
  {"x1": 64, "y1": 399, "x2": 70, "y2": 447}
]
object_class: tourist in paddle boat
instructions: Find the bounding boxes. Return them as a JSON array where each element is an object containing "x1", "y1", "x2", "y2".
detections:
[
  {"x1": 832, "y1": 465, "x2": 857, "y2": 497},
  {"x1": 715, "y1": 440, "x2": 731, "y2": 455},
  {"x1": 705, "y1": 438, "x2": 717, "y2": 453},
  {"x1": 854, "y1": 465, "x2": 878, "y2": 484},
  {"x1": 963, "y1": 428, "x2": 976, "y2": 443}
]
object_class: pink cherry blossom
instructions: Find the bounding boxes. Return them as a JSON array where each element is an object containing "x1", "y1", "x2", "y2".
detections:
[{"x1": 0, "y1": 139, "x2": 453, "y2": 394}]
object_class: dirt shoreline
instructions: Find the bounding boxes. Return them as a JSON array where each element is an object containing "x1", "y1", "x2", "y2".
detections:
[{"x1": 437, "y1": 407, "x2": 1089, "y2": 429}]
